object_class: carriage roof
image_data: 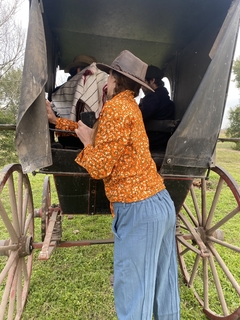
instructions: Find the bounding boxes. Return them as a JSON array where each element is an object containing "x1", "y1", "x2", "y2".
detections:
[{"x1": 42, "y1": 0, "x2": 233, "y2": 72}]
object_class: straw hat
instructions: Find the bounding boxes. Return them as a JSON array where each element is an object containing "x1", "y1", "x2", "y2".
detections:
[
  {"x1": 96, "y1": 50, "x2": 154, "y2": 91},
  {"x1": 64, "y1": 54, "x2": 97, "y2": 73}
]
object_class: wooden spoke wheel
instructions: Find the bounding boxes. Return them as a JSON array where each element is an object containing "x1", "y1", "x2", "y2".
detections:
[
  {"x1": 41, "y1": 176, "x2": 51, "y2": 242},
  {"x1": 177, "y1": 165, "x2": 240, "y2": 319},
  {"x1": 0, "y1": 164, "x2": 34, "y2": 320}
]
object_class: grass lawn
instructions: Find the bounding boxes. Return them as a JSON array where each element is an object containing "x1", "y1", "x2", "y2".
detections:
[{"x1": 0, "y1": 141, "x2": 239, "y2": 320}]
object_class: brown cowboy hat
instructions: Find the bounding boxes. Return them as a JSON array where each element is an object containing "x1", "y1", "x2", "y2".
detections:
[
  {"x1": 96, "y1": 50, "x2": 154, "y2": 92},
  {"x1": 64, "y1": 54, "x2": 97, "y2": 73}
]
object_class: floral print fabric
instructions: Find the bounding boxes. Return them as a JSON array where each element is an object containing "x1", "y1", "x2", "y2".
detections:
[
  {"x1": 75, "y1": 90, "x2": 165, "y2": 210},
  {"x1": 55, "y1": 117, "x2": 78, "y2": 136}
]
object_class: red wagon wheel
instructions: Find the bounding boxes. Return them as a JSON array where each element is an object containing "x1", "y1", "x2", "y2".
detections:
[
  {"x1": 0, "y1": 164, "x2": 34, "y2": 320},
  {"x1": 177, "y1": 165, "x2": 240, "y2": 320}
]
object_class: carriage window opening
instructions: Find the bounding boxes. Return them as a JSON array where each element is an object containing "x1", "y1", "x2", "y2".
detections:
[
  {"x1": 55, "y1": 68, "x2": 68, "y2": 88},
  {"x1": 135, "y1": 77, "x2": 172, "y2": 102},
  {"x1": 162, "y1": 77, "x2": 172, "y2": 99},
  {"x1": 222, "y1": 27, "x2": 240, "y2": 129},
  {"x1": 135, "y1": 88, "x2": 144, "y2": 103}
]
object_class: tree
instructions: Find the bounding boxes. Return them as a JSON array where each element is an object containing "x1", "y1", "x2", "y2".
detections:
[
  {"x1": 228, "y1": 57, "x2": 240, "y2": 150},
  {"x1": 0, "y1": 0, "x2": 26, "y2": 167},
  {"x1": 232, "y1": 56, "x2": 240, "y2": 89},
  {"x1": 226, "y1": 106, "x2": 240, "y2": 151},
  {"x1": 0, "y1": 67, "x2": 22, "y2": 166},
  {"x1": 0, "y1": 0, "x2": 25, "y2": 78}
]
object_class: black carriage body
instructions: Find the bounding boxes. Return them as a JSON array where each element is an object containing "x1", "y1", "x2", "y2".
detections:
[
  {"x1": 40, "y1": 149, "x2": 110, "y2": 214},
  {"x1": 15, "y1": 0, "x2": 239, "y2": 215}
]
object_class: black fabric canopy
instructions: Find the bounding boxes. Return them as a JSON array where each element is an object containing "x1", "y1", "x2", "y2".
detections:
[
  {"x1": 161, "y1": 0, "x2": 240, "y2": 176},
  {"x1": 15, "y1": 0, "x2": 51, "y2": 173}
]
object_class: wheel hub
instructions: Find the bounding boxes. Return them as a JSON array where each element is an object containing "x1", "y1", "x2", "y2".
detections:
[
  {"x1": 19, "y1": 236, "x2": 33, "y2": 257},
  {"x1": 196, "y1": 226, "x2": 207, "y2": 243}
]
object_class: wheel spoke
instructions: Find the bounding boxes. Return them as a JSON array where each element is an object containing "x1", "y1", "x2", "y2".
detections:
[
  {"x1": 21, "y1": 187, "x2": 29, "y2": 234},
  {"x1": 201, "y1": 177, "x2": 207, "y2": 226},
  {"x1": 208, "y1": 236, "x2": 240, "y2": 253},
  {"x1": 17, "y1": 172, "x2": 23, "y2": 236},
  {"x1": 208, "y1": 254, "x2": 229, "y2": 316},
  {"x1": 207, "y1": 206, "x2": 240, "y2": 235},
  {"x1": 208, "y1": 243, "x2": 240, "y2": 295},
  {"x1": 177, "y1": 235, "x2": 201, "y2": 255},
  {"x1": 17, "y1": 259, "x2": 23, "y2": 315},
  {"x1": 24, "y1": 213, "x2": 33, "y2": 236},
  {"x1": 0, "y1": 244, "x2": 18, "y2": 253},
  {"x1": 0, "y1": 199, "x2": 18, "y2": 244},
  {"x1": 203, "y1": 257, "x2": 208, "y2": 309},
  {"x1": 189, "y1": 254, "x2": 201, "y2": 286},
  {"x1": 7, "y1": 261, "x2": 19, "y2": 320},
  {"x1": 22, "y1": 258, "x2": 29, "y2": 282},
  {"x1": 0, "y1": 251, "x2": 18, "y2": 285},
  {"x1": 8, "y1": 175, "x2": 20, "y2": 237},
  {"x1": 190, "y1": 185, "x2": 202, "y2": 225},
  {"x1": 182, "y1": 203, "x2": 198, "y2": 226},
  {"x1": 205, "y1": 177, "x2": 224, "y2": 229},
  {"x1": 0, "y1": 259, "x2": 18, "y2": 320}
]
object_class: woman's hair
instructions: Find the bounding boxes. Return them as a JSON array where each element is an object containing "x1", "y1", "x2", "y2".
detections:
[
  {"x1": 112, "y1": 70, "x2": 141, "y2": 97},
  {"x1": 92, "y1": 70, "x2": 141, "y2": 145},
  {"x1": 145, "y1": 77, "x2": 164, "y2": 87}
]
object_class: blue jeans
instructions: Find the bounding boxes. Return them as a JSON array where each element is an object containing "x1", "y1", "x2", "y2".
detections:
[{"x1": 112, "y1": 189, "x2": 180, "y2": 320}]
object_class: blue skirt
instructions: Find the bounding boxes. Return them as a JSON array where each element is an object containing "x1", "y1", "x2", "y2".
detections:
[{"x1": 112, "y1": 189, "x2": 180, "y2": 320}]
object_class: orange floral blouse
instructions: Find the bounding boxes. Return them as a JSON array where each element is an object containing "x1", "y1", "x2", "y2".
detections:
[{"x1": 56, "y1": 90, "x2": 165, "y2": 213}]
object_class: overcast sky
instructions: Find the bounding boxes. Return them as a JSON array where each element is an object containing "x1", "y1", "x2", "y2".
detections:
[{"x1": 17, "y1": 0, "x2": 240, "y2": 129}]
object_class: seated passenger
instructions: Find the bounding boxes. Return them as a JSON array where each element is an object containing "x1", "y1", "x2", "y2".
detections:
[
  {"x1": 48, "y1": 55, "x2": 108, "y2": 149},
  {"x1": 139, "y1": 65, "x2": 175, "y2": 153},
  {"x1": 52, "y1": 54, "x2": 97, "y2": 92}
]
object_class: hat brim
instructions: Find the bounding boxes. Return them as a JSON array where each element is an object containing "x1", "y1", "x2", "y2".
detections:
[
  {"x1": 96, "y1": 63, "x2": 154, "y2": 92},
  {"x1": 64, "y1": 62, "x2": 90, "y2": 73}
]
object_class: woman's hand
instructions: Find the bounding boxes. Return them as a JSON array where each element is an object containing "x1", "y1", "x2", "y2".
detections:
[
  {"x1": 75, "y1": 120, "x2": 94, "y2": 147},
  {"x1": 46, "y1": 100, "x2": 57, "y2": 125}
]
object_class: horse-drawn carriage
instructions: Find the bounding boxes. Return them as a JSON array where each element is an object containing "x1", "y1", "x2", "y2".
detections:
[{"x1": 0, "y1": 0, "x2": 240, "y2": 319}]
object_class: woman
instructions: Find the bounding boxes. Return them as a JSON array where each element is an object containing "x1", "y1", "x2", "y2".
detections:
[{"x1": 47, "y1": 50, "x2": 180, "y2": 320}]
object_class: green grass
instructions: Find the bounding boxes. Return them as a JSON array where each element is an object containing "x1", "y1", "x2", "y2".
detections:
[{"x1": 0, "y1": 142, "x2": 239, "y2": 320}]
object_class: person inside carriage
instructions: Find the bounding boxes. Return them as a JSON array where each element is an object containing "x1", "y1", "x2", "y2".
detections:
[
  {"x1": 139, "y1": 65, "x2": 176, "y2": 169},
  {"x1": 47, "y1": 54, "x2": 108, "y2": 149}
]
